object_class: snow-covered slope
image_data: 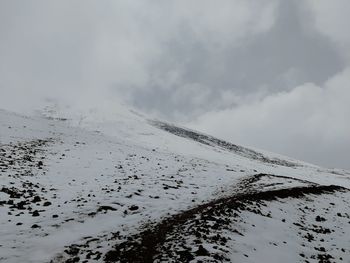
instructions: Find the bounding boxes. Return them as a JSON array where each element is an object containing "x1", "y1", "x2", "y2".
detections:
[{"x1": 0, "y1": 108, "x2": 349, "y2": 263}]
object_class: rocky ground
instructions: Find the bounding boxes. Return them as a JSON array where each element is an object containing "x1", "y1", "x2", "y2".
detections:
[
  {"x1": 1, "y1": 109, "x2": 349, "y2": 263},
  {"x1": 57, "y1": 174, "x2": 350, "y2": 263},
  {"x1": 0, "y1": 138, "x2": 56, "y2": 225}
]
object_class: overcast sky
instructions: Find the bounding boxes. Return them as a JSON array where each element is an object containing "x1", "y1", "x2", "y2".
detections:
[{"x1": 0, "y1": 0, "x2": 349, "y2": 169}]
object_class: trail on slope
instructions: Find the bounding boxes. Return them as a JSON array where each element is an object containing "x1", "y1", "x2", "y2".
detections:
[{"x1": 58, "y1": 174, "x2": 350, "y2": 263}]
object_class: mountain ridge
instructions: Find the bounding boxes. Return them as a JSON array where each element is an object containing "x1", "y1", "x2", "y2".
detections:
[{"x1": 0, "y1": 108, "x2": 349, "y2": 262}]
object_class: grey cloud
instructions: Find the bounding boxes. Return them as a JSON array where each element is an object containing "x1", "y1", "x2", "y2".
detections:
[
  {"x1": 0, "y1": 0, "x2": 349, "y2": 169},
  {"x1": 1, "y1": 0, "x2": 276, "y2": 112},
  {"x1": 132, "y1": 1, "x2": 345, "y2": 120}
]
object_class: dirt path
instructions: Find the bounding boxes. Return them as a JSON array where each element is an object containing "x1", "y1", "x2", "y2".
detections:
[
  {"x1": 53, "y1": 173, "x2": 350, "y2": 263},
  {"x1": 103, "y1": 178, "x2": 347, "y2": 262}
]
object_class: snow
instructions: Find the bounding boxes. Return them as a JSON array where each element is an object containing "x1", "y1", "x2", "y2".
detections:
[
  {"x1": 228, "y1": 190, "x2": 350, "y2": 263},
  {"x1": 0, "y1": 107, "x2": 349, "y2": 262}
]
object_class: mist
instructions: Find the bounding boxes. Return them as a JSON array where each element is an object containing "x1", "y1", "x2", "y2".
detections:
[{"x1": 1, "y1": 0, "x2": 349, "y2": 169}]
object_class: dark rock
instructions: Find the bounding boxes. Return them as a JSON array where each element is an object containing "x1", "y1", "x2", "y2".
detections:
[
  {"x1": 32, "y1": 210, "x2": 40, "y2": 217},
  {"x1": 15, "y1": 201, "x2": 27, "y2": 210},
  {"x1": 33, "y1": 196, "x2": 41, "y2": 203},
  {"x1": 65, "y1": 246, "x2": 80, "y2": 256},
  {"x1": 177, "y1": 250, "x2": 195, "y2": 262},
  {"x1": 129, "y1": 205, "x2": 139, "y2": 211},
  {"x1": 316, "y1": 215, "x2": 326, "y2": 222},
  {"x1": 195, "y1": 245, "x2": 210, "y2": 256},
  {"x1": 98, "y1": 206, "x2": 117, "y2": 212},
  {"x1": 65, "y1": 257, "x2": 80, "y2": 263}
]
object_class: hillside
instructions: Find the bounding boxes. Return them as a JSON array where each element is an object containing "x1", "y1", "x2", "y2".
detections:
[{"x1": 0, "y1": 108, "x2": 349, "y2": 263}]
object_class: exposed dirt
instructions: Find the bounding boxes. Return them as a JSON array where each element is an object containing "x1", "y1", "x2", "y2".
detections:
[
  {"x1": 103, "y1": 178, "x2": 347, "y2": 262},
  {"x1": 57, "y1": 173, "x2": 349, "y2": 263}
]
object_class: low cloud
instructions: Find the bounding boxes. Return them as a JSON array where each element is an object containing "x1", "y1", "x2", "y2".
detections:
[
  {"x1": 0, "y1": 0, "x2": 277, "y2": 113},
  {"x1": 190, "y1": 68, "x2": 350, "y2": 169},
  {"x1": 0, "y1": 1, "x2": 349, "y2": 169},
  {"x1": 188, "y1": 1, "x2": 350, "y2": 169}
]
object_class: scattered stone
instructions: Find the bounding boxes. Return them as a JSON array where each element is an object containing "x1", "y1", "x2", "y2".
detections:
[
  {"x1": 32, "y1": 210, "x2": 40, "y2": 217},
  {"x1": 195, "y1": 245, "x2": 209, "y2": 256},
  {"x1": 316, "y1": 215, "x2": 326, "y2": 222},
  {"x1": 98, "y1": 206, "x2": 117, "y2": 212},
  {"x1": 32, "y1": 196, "x2": 41, "y2": 203},
  {"x1": 129, "y1": 205, "x2": 139, "y2": 211}
]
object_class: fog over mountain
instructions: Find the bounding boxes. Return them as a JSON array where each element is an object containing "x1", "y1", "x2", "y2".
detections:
[{"x1": 0, "y1": 0, "x2": 349, "y2": 169}]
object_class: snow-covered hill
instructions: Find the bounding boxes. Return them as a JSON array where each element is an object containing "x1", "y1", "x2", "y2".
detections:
[{"x1": 0, "y1": 108, "x2": 349, "y2": 263}]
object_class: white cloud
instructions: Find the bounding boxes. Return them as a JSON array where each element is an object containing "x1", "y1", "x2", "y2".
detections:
[{"x1": 190, "y1": 68, "x2": 350, "y2": 169}]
